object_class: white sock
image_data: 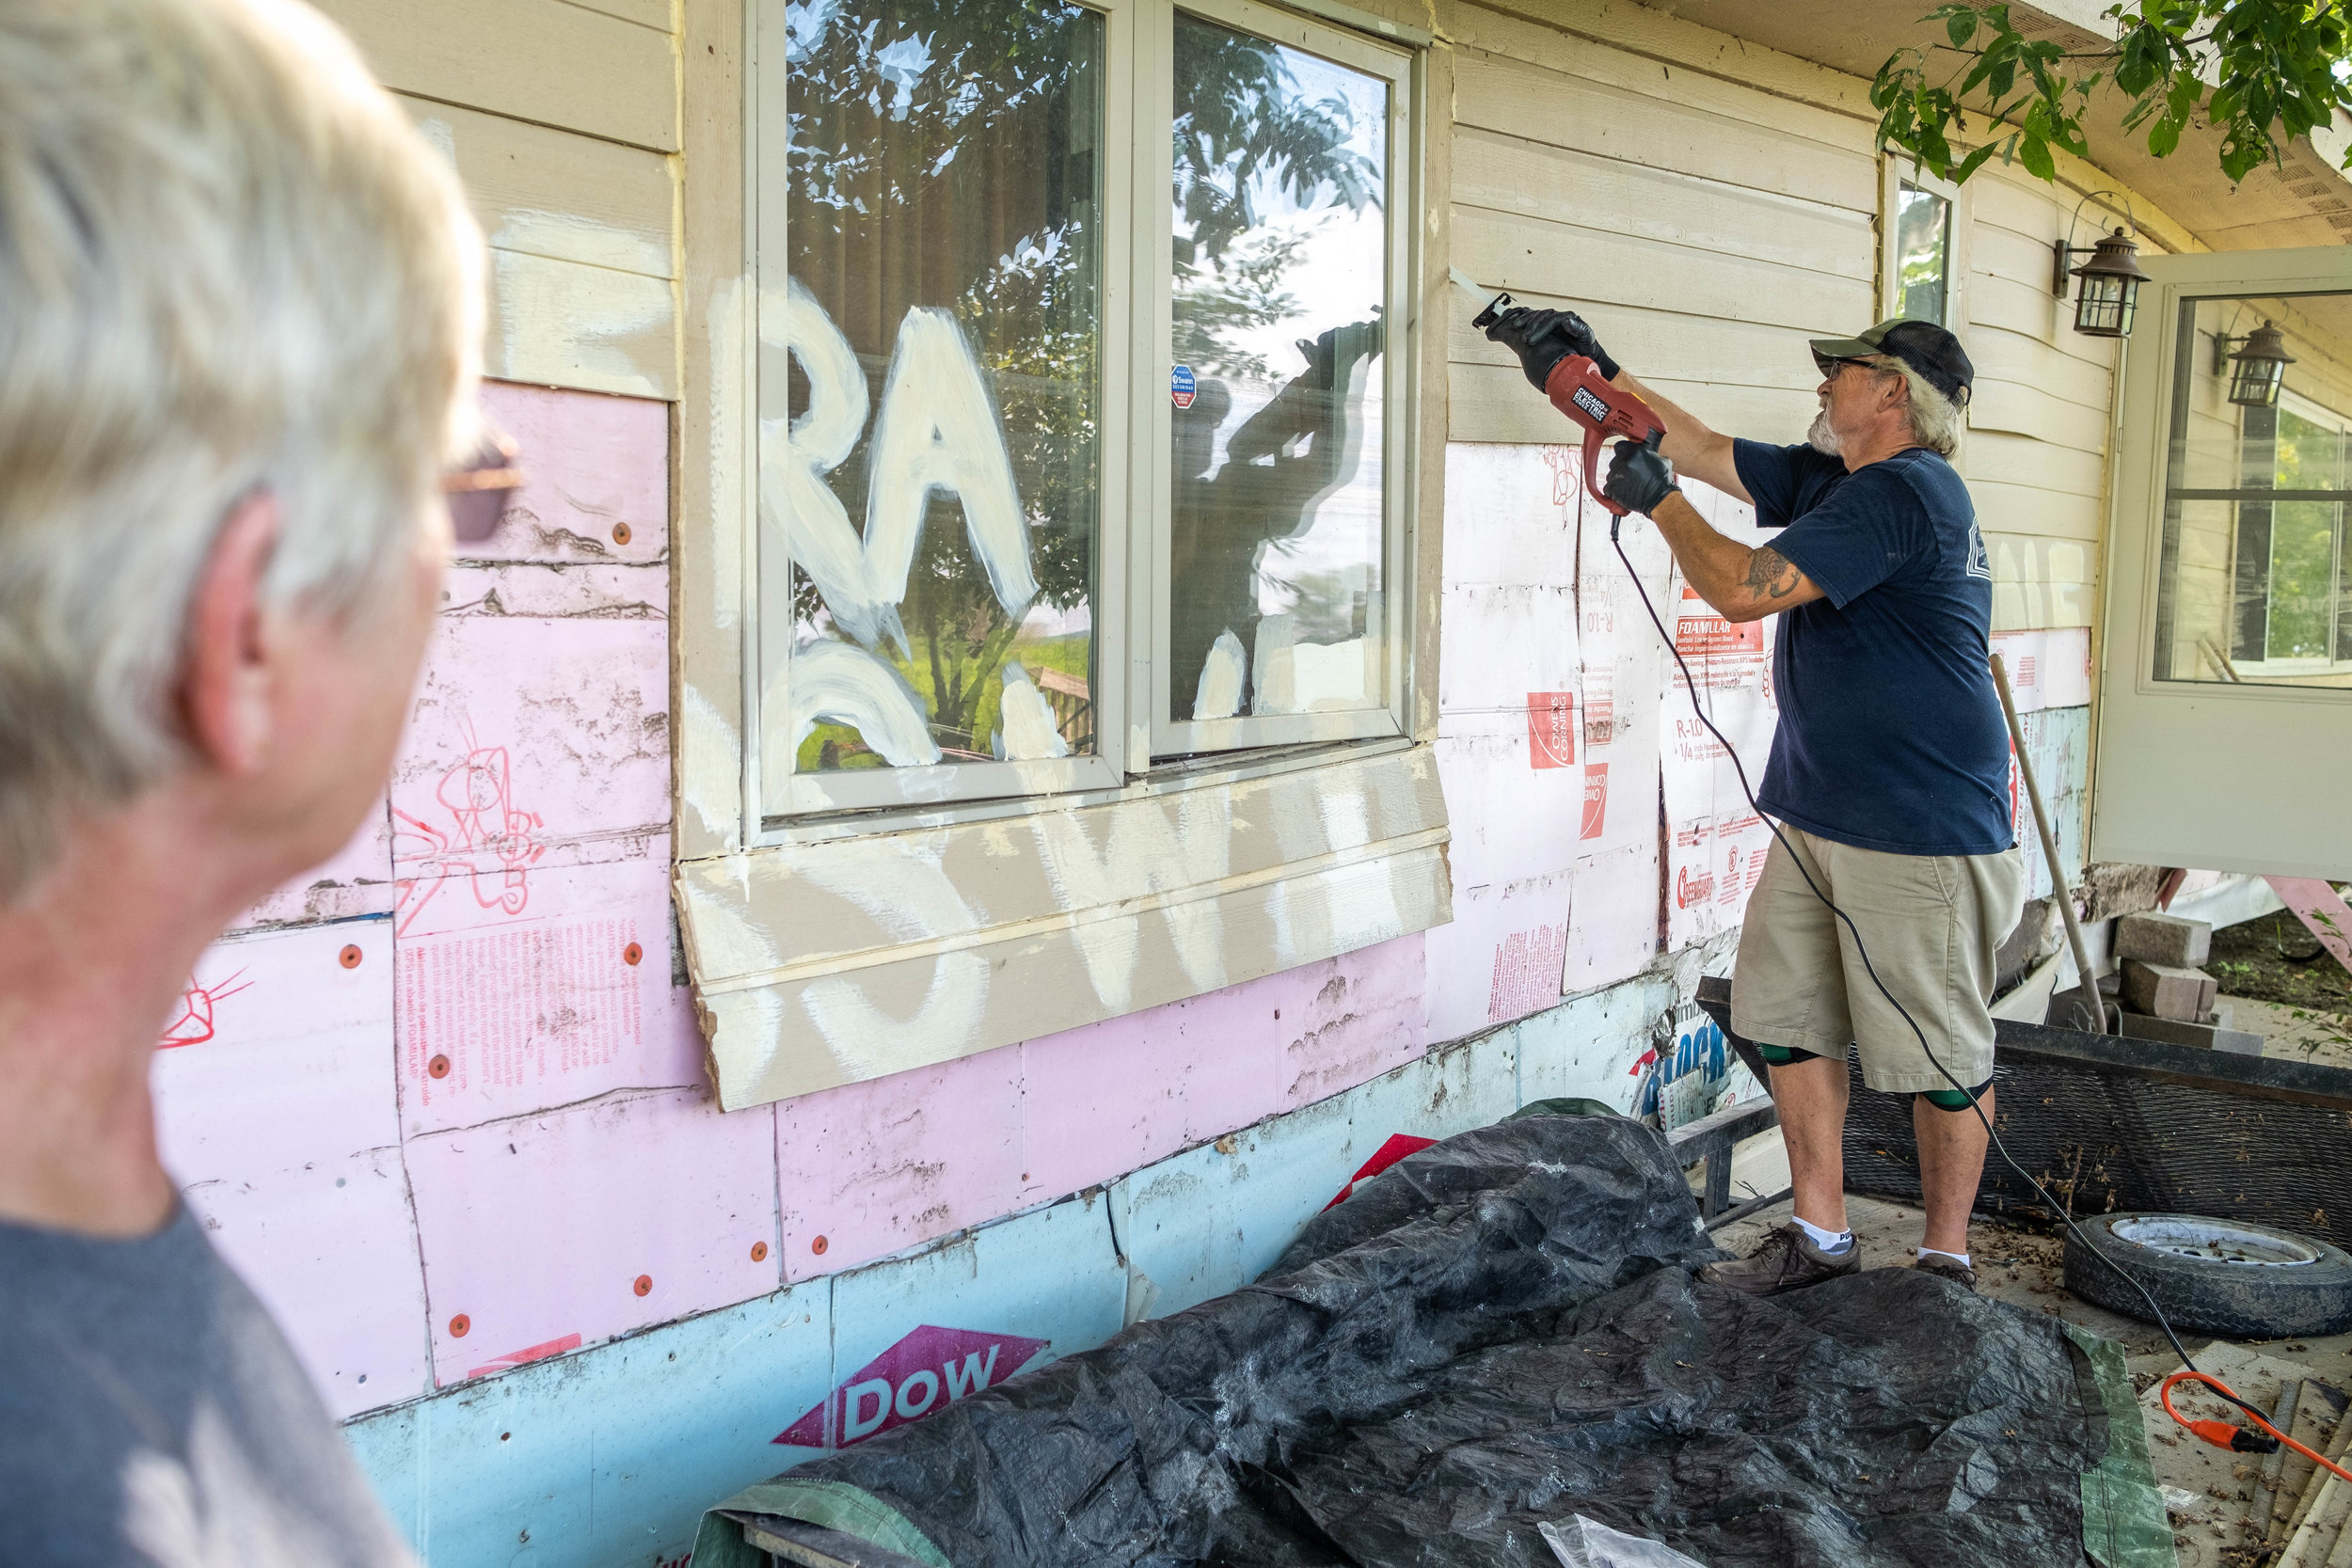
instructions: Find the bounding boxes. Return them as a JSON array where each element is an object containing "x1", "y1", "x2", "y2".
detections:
[
  {"x1": 1918, "y1": 1246, "x2": 1971, "y2": 1267},
  {"x1": 1792, "y1": 1214, "x2": 1854, "y2": 1254}
]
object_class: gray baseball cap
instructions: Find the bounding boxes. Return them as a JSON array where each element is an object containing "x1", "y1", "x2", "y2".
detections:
[{"x1": 1809, "y1": 317, "x2": 1975, "y2": 406}]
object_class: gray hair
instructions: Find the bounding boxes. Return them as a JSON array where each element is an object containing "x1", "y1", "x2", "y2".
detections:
[
  {"x1": 1868, "y1": 356, "x2": 1966, "y2": 458},
  {"x1": 0, "y1": 0, "x2": 484, "y2": 895}
]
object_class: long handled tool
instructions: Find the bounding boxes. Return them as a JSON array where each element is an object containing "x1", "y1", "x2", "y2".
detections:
[{"x1": 1990, "y1": 652, "x2": 2106, "y2": 1034}]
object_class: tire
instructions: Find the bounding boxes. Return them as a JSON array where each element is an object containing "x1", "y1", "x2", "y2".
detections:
[{"x1": 2063, "y1": 1212, "x2": 2352, "y2": 1339}]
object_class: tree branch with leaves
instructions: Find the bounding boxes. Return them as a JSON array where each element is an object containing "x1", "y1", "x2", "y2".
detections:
[{"x1": 1874, "y1": 1, "x2": 2352, "y2": 187}]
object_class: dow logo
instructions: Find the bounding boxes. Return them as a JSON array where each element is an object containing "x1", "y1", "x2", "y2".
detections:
[{"x1": 774, "y1": 1324, "x2": 1051, "y2": 1449}]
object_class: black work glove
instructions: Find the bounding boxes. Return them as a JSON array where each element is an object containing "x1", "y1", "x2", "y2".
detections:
[
  {"x1": 1602, "y1": 436, "x2": 1678, "y2": 515},
  {"x1": 1481, "y1": 306, "x2": 1618, "y2": 389}
]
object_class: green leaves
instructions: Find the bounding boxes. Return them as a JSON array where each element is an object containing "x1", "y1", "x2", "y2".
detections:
[{"x1": 1874, "y1": 0, "x2": 2352, "y2": 189}]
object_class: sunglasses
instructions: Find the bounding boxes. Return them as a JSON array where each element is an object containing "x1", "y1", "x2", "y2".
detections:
[
  {"x1": 1811, "y1": 351, "x2": 1880, "y2": 380},
  {"x1": 442, "y1": 432, "x2": 524, "y2": 544}
]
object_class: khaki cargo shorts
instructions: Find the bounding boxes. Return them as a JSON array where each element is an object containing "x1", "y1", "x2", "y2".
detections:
[{"x1": 1730, "y1": 828, "x2": 2026, "y2": 1094}]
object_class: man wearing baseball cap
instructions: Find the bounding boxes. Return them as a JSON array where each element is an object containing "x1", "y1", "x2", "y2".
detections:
[{"x1": 1485, "y1": 309, "x2": 2021, "y2": 1296}]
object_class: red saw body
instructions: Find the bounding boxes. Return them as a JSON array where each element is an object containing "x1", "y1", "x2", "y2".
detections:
[{"x1": 1543, "y1": 353, "x2": 1668, "y2": 516}]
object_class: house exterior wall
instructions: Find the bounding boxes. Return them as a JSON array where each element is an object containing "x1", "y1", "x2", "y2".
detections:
[{"x1": 133, "y1": 1, "x2": 2239, "y2": 1563}]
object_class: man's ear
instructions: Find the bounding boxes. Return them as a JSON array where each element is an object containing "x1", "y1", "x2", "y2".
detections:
[{"x1": 179, "y1": 491, "x2": 283, "y2": 776}]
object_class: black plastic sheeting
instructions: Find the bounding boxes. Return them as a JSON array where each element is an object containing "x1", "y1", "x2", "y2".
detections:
[{"x1": 767, "y1": 1116, "x2": 2127, "y2": 1567}]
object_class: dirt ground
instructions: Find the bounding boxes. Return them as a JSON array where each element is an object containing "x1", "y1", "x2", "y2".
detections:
[
  {"x1": 1715, "y1": 1189, "x2": 2352, "y2": 1568},
  {"x1": 2212, "y1": 910, "x2": 2352, "y2": 1027}
]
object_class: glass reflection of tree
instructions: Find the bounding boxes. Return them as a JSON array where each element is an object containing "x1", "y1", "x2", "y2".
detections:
[
  {"x1": 1169, "y1": 18, "x2": 1383, "y2": 721},
  {"x1": 785, "y1": 0, "x2": 1099, "y2": 763}
]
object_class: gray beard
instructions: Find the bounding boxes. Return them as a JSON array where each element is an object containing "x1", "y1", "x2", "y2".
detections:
[{"x1": 1806, "y1": 408, "x2": 1840, "y2": 456}]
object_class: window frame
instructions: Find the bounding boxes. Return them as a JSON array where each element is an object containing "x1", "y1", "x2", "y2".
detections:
[
  {"x1": 670, "y1": 0, "x2": 1453, "y2": 1110},
  {"x1": 1880, "y1": 161, "x2": 1966, "y2": 329},
  {"x1": 741, "y1": 0, "x2": 1422, "y2": 832},
  {"x1": 745, "y1": 0, "x2": 1141, "y2": 821},
  {"x1": 1144, "y1": 0, "x2": 1419, "y2": 759}
]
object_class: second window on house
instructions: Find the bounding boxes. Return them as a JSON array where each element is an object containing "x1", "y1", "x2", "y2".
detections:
[{"x1": 754, "y1": 0, "x2": 1414, "y2": 820}]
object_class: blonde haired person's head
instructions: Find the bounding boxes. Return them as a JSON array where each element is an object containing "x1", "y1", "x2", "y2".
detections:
[{"x1": 0, "y1": 0, "x2": 484, "y2": 897}]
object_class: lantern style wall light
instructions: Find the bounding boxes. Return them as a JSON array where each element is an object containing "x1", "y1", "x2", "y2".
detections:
[
  {"x1": 2050, "y1": 190, "x2": 2151, "y2": 338},
  {"x1": 2215, "y1": 319, "x2": 2295, "y2": 408},
  {"x1": 2052, "y1": 228, "x2": 2152, "y2": 337}
]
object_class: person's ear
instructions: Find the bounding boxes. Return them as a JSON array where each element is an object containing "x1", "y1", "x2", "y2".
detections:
[{"x1": 179, "y1": 491, "x2": 283, "y2": 776}]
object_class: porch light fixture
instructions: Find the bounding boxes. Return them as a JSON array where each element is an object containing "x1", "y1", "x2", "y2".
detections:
[
  {"x1": 2215, "y1": 318, "x2": 2296, "y2": 408},
  {"x1": 2051, "y1": 227, "x2": 2151, "y2": 338}
]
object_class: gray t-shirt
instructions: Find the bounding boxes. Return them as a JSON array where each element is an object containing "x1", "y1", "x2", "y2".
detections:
[{"x1": 0, "y1": 1204, "x2": 418, "y2": 1568}]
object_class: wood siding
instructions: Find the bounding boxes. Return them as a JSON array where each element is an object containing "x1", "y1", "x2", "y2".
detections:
[{"x1": 317, "y1": 0, "x2": 679, "y2": 400}]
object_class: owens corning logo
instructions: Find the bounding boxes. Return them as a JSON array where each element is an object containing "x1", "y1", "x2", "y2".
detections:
[{"x1": 1569, "y1": 386, "x2": 1611, "y2": 423}]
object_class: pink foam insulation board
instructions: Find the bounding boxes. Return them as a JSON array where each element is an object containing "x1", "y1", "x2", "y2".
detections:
[
  {"x1": 1436, "y1": 581, "x2": 1581, "y2": 739},
  {"x1": 186, "y1": 1146, "x2": 432, "y2": 1419},
  {"x1": 392, "y1": 610, "x2": 669, "y2": 900},
  {"x1": 230, "y1": 800, "x2": 395, "y2": 931},
  {"x1": 395, "y1": 850, "x2": 702, "y2": 1137},
  {"x1": 1989, "y1": 627, "x2": 2093, "y2": 713},
  {"x1": 1438, "y1": 443, "x2": 1579, "y2": 591},
  {"x1": 153, "y1": 919, "x2": 400, "y2": 1186},
  {"x1": 151, "y1": 920, "x2": 430, "y2": 1419},
  {"x1": 1018, "y1": 964, "x2": 1312, "y2": 1200},
  {"x1": 773, "y1": 1049, "x2": 1028, "y2": 1281},
  {"x1": 474, "y1": 381, "x2": 668, "y2": 565},
  {"x1": 1425, "y1": 732, "x2": 1578, "y2": 1039},
  {"x1": 777, "y1": 938, "x2": 1430, "y2": 1279},
  {"x1": 1274, "y1": 936, "x2": 1425, "y2": 1109},
  {"x1": 405, "y1": 1086, "x2": 780, "y2": 1386}
]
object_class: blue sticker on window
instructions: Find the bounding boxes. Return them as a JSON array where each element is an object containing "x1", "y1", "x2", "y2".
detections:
[{"x1": 1170, "y1": 364, "x2": 1197, "y2": 409}]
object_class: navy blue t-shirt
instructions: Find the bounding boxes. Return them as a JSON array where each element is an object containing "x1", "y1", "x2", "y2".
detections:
[{"x1": 1733, "y1": 439, "x2": 2012, "y2": 856}]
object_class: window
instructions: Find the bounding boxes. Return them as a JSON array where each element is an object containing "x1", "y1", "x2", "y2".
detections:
[
  {"x1": 1161, "y1": 10, "x2": 1407, "y2": 752},
  {"x1": 756, "y1": 0, "x2": 1124, "y2": 814},
  {"x1": 2152, "y1": 294, "x2": 2352, "y2": 689},
  {"x1": 671, "y1": 0, "x2": 1447, "y2": 1109},
  {"x1": 753, "y1": 0, "x2": 1412, "y2": 816},
  {"x1": 1881, "y1": 166, "x2": 1962, "y2": 328}
]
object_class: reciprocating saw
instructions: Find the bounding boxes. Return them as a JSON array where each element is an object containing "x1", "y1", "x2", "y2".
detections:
[{"x1": 1470, "y1": 290, "x2": 1667, "y2": 526}]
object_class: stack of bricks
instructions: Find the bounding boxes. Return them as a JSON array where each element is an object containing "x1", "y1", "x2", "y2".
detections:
[{"x1": 2112, "y1": 911, "x2": 2264, "y2": 1055}]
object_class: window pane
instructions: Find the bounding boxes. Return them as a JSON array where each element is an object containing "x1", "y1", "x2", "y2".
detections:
[
  {"x1": 1168, "y1": 14, "x2": 1388, "y2": 727},
  {"x1": 1895, "y1": 182, "x2": 1948, "y2": 325},
  {"x1": 2267, "y1": 409, "x2": 2338, "y2": 660},
  {"x1": 764, "y1": 0, "x2": 1103, "y2": 784},
  {"x1": 2154, "y1": 293, "x2": 2352, "y2": 689}
]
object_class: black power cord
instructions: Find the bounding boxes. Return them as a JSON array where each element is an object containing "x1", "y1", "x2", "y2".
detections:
[{"x1": 1608, "y1": 515, "x2": 2254, "y2": 1413}]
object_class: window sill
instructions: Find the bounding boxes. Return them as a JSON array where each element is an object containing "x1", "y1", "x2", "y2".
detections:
[{"x1": 675, "y1": 741, "x2": 1450, "y2": 1108}]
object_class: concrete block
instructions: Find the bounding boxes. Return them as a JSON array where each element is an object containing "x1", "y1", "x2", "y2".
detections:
[
  {"x1": 2118, "y1": 1012, "x2": 2265, "y2": 1056},
  {"x1": 2121, "y1": 958, "x2": 2218, "y2": 1022},
  {"x1": 2115, "y1": 911, "x2": 2213, "y2": 968}
]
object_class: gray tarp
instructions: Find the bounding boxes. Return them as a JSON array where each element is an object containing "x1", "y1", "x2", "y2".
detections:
[{"x1": 695, "y1": 1114, "x2": 2168, "y2": 1567}]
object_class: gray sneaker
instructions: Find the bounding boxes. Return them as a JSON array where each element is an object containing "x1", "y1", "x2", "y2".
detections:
[
  {"x1": 1912, "y1": 1253, "x2": 1978, "y2": 1291},
  {"x1": 1696, "y1": 1222, "x2": 1861, "y2": 1296}
]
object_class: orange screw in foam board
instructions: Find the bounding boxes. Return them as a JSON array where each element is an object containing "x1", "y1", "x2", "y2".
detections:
[
  {"x1": 623, "y1": 942, "x2": 643, "y2": 966},
  {"x1": 633, "y1": 1275, "x2": 653, "y2": 1297},
  {"x1": 812, "y1": 1235, "x2": 829, "y2": 1256},
  {"x1": 427, "y1": 1054, "x2": 451, "y2": 1079},
  {"x1": 612, "y1": 521, "x2": 632, "y2": 546},
  {"x1": 339, "y1": 943, "x2": 363, "y2": 970},
  {"x1": 449, "y1": 1314, "x2": 470, "y2": 1338},
  {"x1": 751, "y1": 1242, "x2": 770, "y2": 1262}
]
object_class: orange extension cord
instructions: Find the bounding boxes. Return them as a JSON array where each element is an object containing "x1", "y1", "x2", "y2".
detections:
[{"x1": 2163, "y1": 1370, "x2": 2352, "y2": 1482}]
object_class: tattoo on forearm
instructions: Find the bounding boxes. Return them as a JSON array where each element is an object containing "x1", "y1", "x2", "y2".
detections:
[{"x1": 1741, "y1": 546, "x2": 1802, "y2": 602}]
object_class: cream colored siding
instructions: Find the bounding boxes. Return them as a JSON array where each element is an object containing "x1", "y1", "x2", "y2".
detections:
[
  {"x1": 1957, "y1": 169, "x2": 2155, "y2": 630},
  {"x1": 315, "y1": 0, "x2": 680, "y2": 400},
  {"x1": 1443, "y1": 8, "x2": 1877, "y2": 460}
]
